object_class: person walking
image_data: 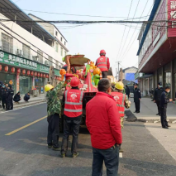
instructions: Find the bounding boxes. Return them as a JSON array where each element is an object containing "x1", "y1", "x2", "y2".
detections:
[
  {"x1": 86, "y1": 79, "x2": 122, "y2": 176},
  {"x1": 154, "y1": 82, "x2": 164, "y2": 115},
  {"x1": 160, "y1": 86, "x2": 172, "y2": 129},
  {"x1": 134, "y1": 83, "x2": 141, "y2": 113},
  {"x1": 125, "y1": 85, "x2": 130, "y2": 99},
  {"x1": 95, "y1": 50, "x2": 110, "y2": 78},
  {"x1": 45, "y1": 82, "x2": 64, "y2": 151},
  {"x1": 6, "y1": 86, "x2": 14, "y2": 110},
  {"x1": 61, "y1": 77, "x2": 83, "y2": 158}
]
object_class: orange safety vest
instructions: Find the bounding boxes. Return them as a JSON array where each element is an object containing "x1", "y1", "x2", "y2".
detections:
[
  {"x1": 96, "y1": 56, "x2": 108, "y2": 71},
  {"x1": 64, "y1": 89, "x2": 83, "y2": 117},
  {"x1": 111, "y1": 92, "x2": 126, "y2": 117}
]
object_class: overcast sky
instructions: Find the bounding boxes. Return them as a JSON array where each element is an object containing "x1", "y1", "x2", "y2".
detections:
[{"x1": 12, "y1": 0, "x2": 153, "y2": 75}]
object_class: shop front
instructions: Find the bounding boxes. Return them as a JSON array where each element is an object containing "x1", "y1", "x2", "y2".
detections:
[{"x1": 0, "y1": 50, "x2": 60, "y2": 96}]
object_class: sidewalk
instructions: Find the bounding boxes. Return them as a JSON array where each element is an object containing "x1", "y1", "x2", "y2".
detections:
[
  {"x1": 129, "y1": 97, "x2": 176, "y2": 122},
  {"x1": 0, "y1": 94, "x2": 46, "y2": 111}
]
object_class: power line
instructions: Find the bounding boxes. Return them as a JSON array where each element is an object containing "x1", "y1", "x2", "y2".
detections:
[
  {"x1": 115, "y1": 0, "x2": 134, "y2": 64},
  {"x1": 118, "y1": 0, "x2": 142, "y2": 62}
]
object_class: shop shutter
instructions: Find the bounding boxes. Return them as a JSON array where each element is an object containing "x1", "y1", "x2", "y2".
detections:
[{"x1": 1, "y1": 33, "x2": 13, "y2": 53}]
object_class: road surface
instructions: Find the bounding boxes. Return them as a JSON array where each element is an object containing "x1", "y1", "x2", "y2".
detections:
[{"x1": 0, "y1": 104, "x2": 176, "y2": 176}]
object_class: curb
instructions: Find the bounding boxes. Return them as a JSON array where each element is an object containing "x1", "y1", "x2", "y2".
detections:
[{"x1": 137, "y1": 119, "x2": 176, "y2": 124}]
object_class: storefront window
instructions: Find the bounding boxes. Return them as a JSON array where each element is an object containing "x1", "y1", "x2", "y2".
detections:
[
  {"x1": 35, "y1": 78, "x2": 44, "y2": 94},
  {"x1": 19, "y1": 76, "x2": 32, "y2": 95},
  {"x1": 165, "y1": 72, "x2": 171, "y2": 87},
  {"x1": 0, "y1": 72, "x2": 16, "y2": 93}
]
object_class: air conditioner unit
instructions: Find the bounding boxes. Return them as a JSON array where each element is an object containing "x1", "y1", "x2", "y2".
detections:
[
  {"x1": 17, "y1": 49, "x2": 23, "y2": 57},
  {"x1": 32, "y1": 56, "x2": 38, "y2": 62},
  {"x1": 45, "y1": 60, "x2": 49, "y2": 66}
]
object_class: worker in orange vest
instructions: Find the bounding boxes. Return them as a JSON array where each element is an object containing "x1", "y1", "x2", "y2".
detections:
[
  {"x1": 61, "y1": 77, "x2": 84, "y2": 158},
  {"x1": 95, "y1": 50, "x2": 110, "y2": 78}
]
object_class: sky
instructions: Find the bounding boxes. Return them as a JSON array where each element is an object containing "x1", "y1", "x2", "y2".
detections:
[{"x1": 12, "y1": 0, "x2": 153, "y2": 76}]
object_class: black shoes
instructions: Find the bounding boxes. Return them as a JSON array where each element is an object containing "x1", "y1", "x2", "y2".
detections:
[
  {"x1": 156, "y1": 113, "x2": 160, "y2": 116},
  {"x1": 162, "y1": 126, "x2": 168, "y2": 129},
  {"x1": 52, "y1": 147, "x2": 60, "y2": 151}
]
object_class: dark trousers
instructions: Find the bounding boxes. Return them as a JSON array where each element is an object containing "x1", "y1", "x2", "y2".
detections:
[
  {"x1": 2, "y1": 99, "x2": 6, "y2": 109},
  {"x1": 47, "y1": 114, "x2": 60, "y2": 148},
  {"x1": 92, "y1": 145, "x2": 119, "y2": 176},
  {"x1": 126, "y1": 94, "x2": 130, "y2": 99},
  {"x1": 61, "y1": 116, "x2": 81, "y2": 154},
  {"x1": 7, "y1": 99, "x2": 13, "y2": 110},
  {"x1": 135, "y1": 100, "x2": 140, "y2": 112},
  {"x1": 156, "y1": 100, "x2": 161, "y2": 115},
  {"x1": 161, "y1": 106, "x2": 168, "y2": 127},
  {"x1": 102, "y1": 71, "x2": 108, "y2": 78}
]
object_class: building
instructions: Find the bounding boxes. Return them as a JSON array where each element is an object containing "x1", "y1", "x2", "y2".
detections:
[
  {"x1": 136, "y1": 0, "x2": 176, "y2": 98},
  {"x1": 0, "y1": 0, "x2": 68, "y2": 95},
  {"x1": 122, "y1": 66, "x2": 138, "y2": 80}
]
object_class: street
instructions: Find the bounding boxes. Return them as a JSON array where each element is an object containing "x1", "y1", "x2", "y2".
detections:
[{"x1": 0, "y1": 103, "x2": 176, "y2": 176}]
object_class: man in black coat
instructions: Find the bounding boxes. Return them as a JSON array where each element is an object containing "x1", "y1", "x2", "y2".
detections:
[
  {"x1": 125, "y1": 85, "x2": 130, "y2": 99},
  {"x1": 13, "y1": 92, "x2": 21, "y2": 103},
  {"x1": 134, "y1": 83, "x2": 141, "y2": 113},
  {"x1": 154, "y1": 82, "x2": 164, "y2": 116},
  {"x1": 160, "y1": 86, "x2": 172, "y2": 129},
  {"x1": 6, "y1": 86, "x2": 14, "y2": 110},
  {"x1": 24, "y1": 92, "x2": 30, "y2": 102}
]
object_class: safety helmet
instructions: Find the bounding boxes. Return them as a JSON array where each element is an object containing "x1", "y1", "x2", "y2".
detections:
[
  {"x1": 100, "y1": 50, "x2": 106, "y2": 56},
  {"x1": 70, "y1": 77, "x2": 80, "y2": 87},
  {"x1": 45, "y1": 84, "x2": 54, "y2": 92},
  {"x1": 115, "y1": 81, "x2": 124, "y2": 90}
]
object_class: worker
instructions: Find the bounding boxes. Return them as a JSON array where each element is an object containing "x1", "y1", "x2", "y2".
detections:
[
  {"x1": 111, "y1": 81, "x2": 130, "y2": 128},
  {"x1": 45, "y1": 82, "x2": 64, "y2": 151},
  {"x1": 95, "y1": 50, "x2": 110, "y2": 78},
  {"x1": 6, "y1": 86, "x2": 14, "y2": 110},
  {"x1": 61, "y1": 77, "x2": 83, "y2": 158},
  {"x1": 160, "y1": 86, "x2": 172, "y2": 129},
  {"x1": 86, "y1": 79, "x2": 122, "y2": 176},
  {"x1": 134, "y1": 83, "x2": 141, "y2": 113},
  {"x1": 154, "y1": 82, "x2": 164, "y2": 116}
]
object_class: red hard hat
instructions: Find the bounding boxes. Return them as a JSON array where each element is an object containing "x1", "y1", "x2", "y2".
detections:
[
  {"x1": 100, "y1": 50, "x2": 106, "y2": 55},
  {"x1": 70, "y1": 77, "x2": 80, "y2": 87}
]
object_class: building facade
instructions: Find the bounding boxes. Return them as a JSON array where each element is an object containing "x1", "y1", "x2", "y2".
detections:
[
  {"x1": 136, "y1": 0, "x2": 176, "y2": 98},
  {"x1": 0, "y1": 0, "x2": 68, "y2": 95}
]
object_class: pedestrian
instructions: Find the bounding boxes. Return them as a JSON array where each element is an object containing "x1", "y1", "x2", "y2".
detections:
[
  {"x1": 95, "y1": 50, "x2": 110, "y2": 78},
  {"x1": 134, "y1": 83, "x2": 141, "y2": 113},
  {"x1": 13, "y1": 92, "x2": 21, "y2": 103},
  {"x1": 154, "y1": 82, "x2": 164, "y2": 115},
  {"x1": 6, "y1": 86, "x2": 14, "y2": 110},
  {"x1": 160, "y1": 86, "x2": 172, "y2": 129},
  {"x1": 86, "y1": 79, "x2": 122, "y2": 176},
  {"x1": 24, "y1": 92, "x2": 30, "y2": 102},
  {"x1": 125, "y1": 85, "x2": 130, "y2": 99},
  {"x1": 1, "y1": 85, "x2": 7, "y2": 110},
  {"x1": 45, "y1": 82, "x2": 64, "y2": 151},
  {"x1": 61, "y1": 77, "x2": 83, "y2": 158}
]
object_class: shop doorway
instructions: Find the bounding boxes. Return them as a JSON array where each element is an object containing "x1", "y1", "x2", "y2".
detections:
[{"x1": 19, "y1": 76, "x2": 32, "y2": 95}]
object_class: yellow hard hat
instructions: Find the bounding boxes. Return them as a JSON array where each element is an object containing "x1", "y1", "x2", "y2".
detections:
[
  {"x1": 115, "y1": 81, "x2": 124, "y2": 90},
  {"x1": 45, "y1": 84, "x2": 54, "y2": 92}
]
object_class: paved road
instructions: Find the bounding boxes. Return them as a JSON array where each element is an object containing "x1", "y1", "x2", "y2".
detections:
[{"x1": 0, "y1": 104, "x2": 176, "y2": 176}]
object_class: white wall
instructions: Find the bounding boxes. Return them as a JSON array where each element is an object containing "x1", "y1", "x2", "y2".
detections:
[{"x1": 0, "y1": 13, "x2": 64, "y2": 67}]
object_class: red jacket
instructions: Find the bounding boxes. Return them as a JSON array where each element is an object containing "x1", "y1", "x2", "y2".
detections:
[
  {"x1": 86, "y1": 92, "x2": 122, "y2": 149},
  {"x1": 64, "y1": 89, "x2": 83, "y2": 117},
  {"x1": 95, "y1": 56, "x2": 110, "y2": 72}
]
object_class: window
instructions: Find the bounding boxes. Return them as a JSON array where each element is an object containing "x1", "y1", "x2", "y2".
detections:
[
  {"x1": 56, "y1": 31, "x2": 58, "y2": 36},
  {"x1": 61, "y1": 37, "x2": 62, "y2": 42},
  {"x1": 48, "y1": 56, "x2": 53, "y2": 66},
  {"x1": 23, "y1": 44, "x2": 30, "y2": 59},
  {"x1": 37, "y1": 50, "x2": 43, "y2": 64},
  {"x1": 61, "y1": 47, "x2": 63, "y2": 56},
  {"x1": 64, "y1": 41, "x2": 66, "y2": 45},
  {"x1": 55, "y1": 43, "x2": 59, "y2": 52},
  {"x1": 1, "y1": 33, "x2": 13, "y2": 53}
]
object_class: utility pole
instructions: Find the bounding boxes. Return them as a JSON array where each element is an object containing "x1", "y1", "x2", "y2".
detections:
[{"x1": 116, "y1": 61, "x2": 120, "y2": 81}]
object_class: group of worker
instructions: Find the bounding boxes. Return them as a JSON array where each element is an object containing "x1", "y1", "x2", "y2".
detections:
[
  {"x1": 44, "y1": 50, "x2": 131, "y2": 175},
  {"x1": 0, "y1": 82, "x2": 31, "y2": 110}
]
